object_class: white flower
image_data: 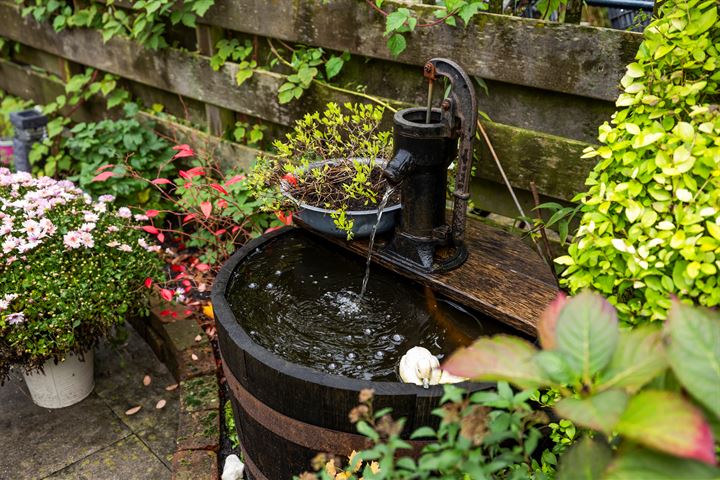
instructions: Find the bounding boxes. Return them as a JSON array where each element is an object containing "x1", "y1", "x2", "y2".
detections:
[
  {"x1": 117, "y1": 207, "x2": 132, "y2": 219},
  {"x1": 79, "y1": 231, "x2": 94, "y2": 248},
  {"x1": 99, "y1": 194, "x2": 115, "y2": 203},
  {"x1": 107, "y1": 241, "x2": 120, "y2": 248},
  {"x1": 22, "y1": 219, "x2": 42, "y2": 238},
  {"x1": 2, "y1": 236, "x2": 20, "y2": 253},
  {"x1": 83, "y1": 212, "x2": 99, "y2": 222},
  {"x1": 80, "y1": 222, "x2": 96, "y2": 232},
  {"x1": 39, "y1": 218, "x2": 56, "y2": 236},
  {"x1": 134, "y1": 214, "x2": 149, "y2": 221},
  {"x1": 6, "y1": 312, "x2": 25, "y2": 325},
  {"x1": 106, "y1": 225, "x2": 120, "y2": 233},
  {"x1": 0, "y1": 300, "x2": 8, "y2": 311},
  {"x1": 118, "y1": 244, "x2": 132, "y2": 252}
]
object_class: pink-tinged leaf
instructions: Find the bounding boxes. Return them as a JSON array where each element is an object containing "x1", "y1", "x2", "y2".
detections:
[
  {"x1": 282, "y1": 173, "x2": 298, "y2": 186},
  {"x1": 231, "y1": 226, "x2": 240, "y2": 234},
  {"x1": 597, "y1": 328, "x2": 667, "y2": 392},
  {"x1": 666, "y1": 300, "x2": 720, "y2": 419},
  {"x1": 160, "y1": 289, "x2": 174, "y2": 301},
  {"x1": 95, "y1": 164, "x2": 115, "y2": 173},
  {"x1": 183, "y1": 182, "x2": 192, "y2": 189},
  {"x1": 179, "y1": 170, "x2": 190, "y2": 180},
  {"x1": 92, "y1": 171, "x2": 116, "y2": 182},
  {"x1": 159, "y1": 309, "x2": 172, "y2": 316},
  {"x1": 157, "y1": 232, "x2": 165, "y2": 244},
  {"x1": 145, "y1": 209, "x2": 160, "y2": 218},
  {"x1": 217, "y1": 199, "x2": 228, "y2": 209},
  {"x1": 125, "y1": 405, "x2": 142, "y2": 415},
  {"x1": 142, "y1": 225, "x2": 159, "y2": 235},
  {"x1": 200, "y1": 201, "x2": 212, "y2": 219},
  {"x1": 225, "y1": 175, "x2": 246, "y2": 186},
  {"x1": 194, "y1": 334, "x2": 202, "y2": 342},
  {"x1": 616, "y1": 390, "x2": 716, "y2": 465},
  {"x1": 195, "y1": 263, "x2": 210, "y2": 272},
  {"x1": 184, "y1": 309, "x2": 193, "y2": 316},
  {"x1": 264, "y1": 226, "x2": 283, "y2": 234},
  {"x1": 556, "y1": 291, "x2": 619, "y2": 383},
  {"x1": 209, "y1": 183, "x2": 229, "y2": 195},
  {"x1": 275, "y1": 211, "x2": 293, "y2": 225},
  {"x1": 143, "y1": 375, "x2": 151, "y2": 386},
  {"x1": 144, "y1": 278, "x2": 153, "y2": 289},
  {"x1": 165, "y1": 384, "x2": 178, "y2": 391},
  {"x1": 214, "y1": 228, "x2": 226, "y2": 236},
  {"x1": 191, "y1": 353, "x2": 199, "y2": 361},
  {"x1": 172, "y1": 144, "x2": 195, "y2": 159},
  {"x1": 442, "y1": 335, "x2": 550, "y2": 389},
  {"x1": 554, "y1": 390, "x2": 628, "y2": 434},
  {"x1": 537, "y1": 292, "x2": 567, "y2": 349},
  {"x1": 155, "y1": 399, "x2": 167, "y2": 409},
  {"x1": 183, "y1": 214, "x2": 195, "y2": 224},
  {"x1": 170, "y1": 265, "x2": 185, "y2": 272},
  {"x1": 186, "y1": 166, "x2": 205, "y2": 177},
  {"x1": 182, "y1": 280, "x2": 192, "y2": 287},
  {"x1": 151, "y1": 178, "x2": 173, "y2": 185}
]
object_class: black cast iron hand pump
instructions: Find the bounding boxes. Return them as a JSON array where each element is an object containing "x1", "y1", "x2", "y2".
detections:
[{"x1": 382, "y1": 58, "x2": 478, "y2": 273}]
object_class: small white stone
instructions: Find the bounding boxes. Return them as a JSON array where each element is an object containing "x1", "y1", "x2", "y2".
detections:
[{"x1": 222, "y1": 454, "x2": 245, "y2": 480}]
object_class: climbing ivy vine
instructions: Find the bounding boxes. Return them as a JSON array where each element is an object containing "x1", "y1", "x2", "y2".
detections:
[{"x1": 557, "y1": 0, "x2": 720, "y2": 325}]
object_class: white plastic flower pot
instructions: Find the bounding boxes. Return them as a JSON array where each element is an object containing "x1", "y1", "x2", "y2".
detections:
[{"x1": 22, "y1": 350, "x2": 95, "y2": 409}]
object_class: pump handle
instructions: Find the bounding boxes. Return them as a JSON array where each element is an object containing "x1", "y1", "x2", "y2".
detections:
[{"x1": 426, "y1": 58, "x2": 477, "y2": 247}]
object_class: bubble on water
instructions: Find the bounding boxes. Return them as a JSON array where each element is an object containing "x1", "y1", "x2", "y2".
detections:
[
  {"x1": 265, "y1": 283, "x2": 274, "y2": 289},
  {"x1": 363, "y1": 328, "x2": 372, "y2": 335},
  {"x1": 327, "y1": 353, "x2": 331, "y2": 357},
  {"x1": 312, "y1": 280, "x2": 318, "y2": 284},
  {"x1": 328, "y1": 363, "x2": 337, "y2": 370},
  {"x1": 386, "y1": 315, "x2": 391, "y2": 320},
  {"x1": 247, "y1": 282, "x2": 258, "y2": 289},
  {"x1": 374, "y1": 351, "x2": 385, "y2": 360},
  {"x1": 380, "y1": 335, "x2": 388, "y2": 341},
  {"x1": 345, "y1": 335, "x2": 353, "y2": 341},
  {"x1": 323, "y1": 275, "x2": 328, "y2": 279},
  {"x1": 391, "y1": 334, "x2": 404, "y2": 344},
  {"x1": 347, "y1": 352, "x2": 357, "y2": 360},
  {"x1": 356, "y1": 366, "x2": 362, "y2": 370},
  {"x1": 250, "y1": 330, "x2": 257, "y2": 335},
  {"x1": 309, "y1": 274, "x2": 314, "y2": 278},
  {"x1": 274, "y1": 270, "x2": 282, "y2": 276}
]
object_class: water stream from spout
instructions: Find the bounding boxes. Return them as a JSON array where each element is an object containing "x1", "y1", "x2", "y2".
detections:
[{"x1": 360, "y1": 186, "x2": 396, "y2": 299}]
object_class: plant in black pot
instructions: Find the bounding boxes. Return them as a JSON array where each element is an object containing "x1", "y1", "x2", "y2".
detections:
[{"x1": 249, "y1": 102, "x2": 400, "y2": 239}]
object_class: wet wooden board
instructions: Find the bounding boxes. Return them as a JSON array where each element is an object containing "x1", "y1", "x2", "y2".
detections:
[{"x1": 308, "y1": 218, "x2": 559, "y2": 336}]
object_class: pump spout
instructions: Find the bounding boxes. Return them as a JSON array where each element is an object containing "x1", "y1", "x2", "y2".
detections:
[{"x1": 383, "y1": 149, "x2": 414, "y2": 185}]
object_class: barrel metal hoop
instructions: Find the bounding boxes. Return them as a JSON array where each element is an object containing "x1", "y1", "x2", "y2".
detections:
[
  {"x1": 224, "y1": 363, "x2": 374, "y2": 454},
  {"x1": 240, "y1": 444, "x2": 270, "y2": 480}
]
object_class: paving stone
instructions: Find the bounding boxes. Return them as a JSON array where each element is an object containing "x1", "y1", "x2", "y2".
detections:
[
  {"x1": 177, "y1": 344, "x2": 216, "y2": 380},
  {"x1": 94, "y1": 324, "x2": 179, "y2": 468},
  {"x1": 180, "y1": 375, "x2": 220, "y2": 413},
  {"x1": 0, "y1": 380, "x2": 129, "y2": 480},
  {"x1": 172, "y1": 449, "x2": 218, "y2": 480},
  {"x1": 45, "y1": 435, "x2": 170, "y2": 480},
  {"x1": 162, "y1": 317, "x2": 208, "y2": 352},
  {"x1": 176, "y1": 409, "x2": 220, "y2": 451}
]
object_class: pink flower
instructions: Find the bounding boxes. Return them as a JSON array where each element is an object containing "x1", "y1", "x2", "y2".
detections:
[
  {"x1": 118, "y1": 244, "x2": 132, "y2": 252},
  {"x1": 98, "y1": 194, "x2": 115, "y2": 203},
  {"x1": 80, "y1": 223, "x2": 96, "y2": 232},
  {"x1": 134, "y1": 214, "x2": 149, "y2": 222},
  {"x1": 6, "y1": 312, "x2": 25, "y2": 325},
  {"x1": 22, "y1": 219, "x2": 42, "y2": 237},
  {"x1": 2, "y1": 236, "x2": 20, "y2": 253},
  {"x1": 79, "y1": 231, "x2": 94, "y2": 248},
  {"x1": 84, "y1": 212, "x2": 99, "y2": 222},
  {"x1": 117, "y1": 207, "x2": 132, "y2": 219},
  {"x1": 63, "y1": 231, "x2": 83, "y2": 249},
  {"x1": 107, "y1": 241, "x2": 120, "y2": 248},
  {"x1": 106, "y1": 226, "x2": 119, "y2": 233}
]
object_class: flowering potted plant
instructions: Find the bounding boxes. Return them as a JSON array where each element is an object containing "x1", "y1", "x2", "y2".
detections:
[
  {"x1": 0, "y1": 168, "x2": 161, "y2": 408},
  {"x1": 249, "y1": 102, "x2": 400, "y2": 239}
]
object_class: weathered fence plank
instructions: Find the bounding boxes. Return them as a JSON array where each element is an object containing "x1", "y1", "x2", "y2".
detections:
[
  {"x1": 0, "y1": 3, "x2": 595, "y2": 202},
  {"x1": 200, "y1": 0, "x2": 641, "y2": 101}
]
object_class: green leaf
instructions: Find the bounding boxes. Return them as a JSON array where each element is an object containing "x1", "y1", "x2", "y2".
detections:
[
  {"x1": 557, "y1": 437, "x2": 612, "y2": 480},
  {"x1": 554, "y1": 390, "x2": 628, "y2": 434},
  {"x1": 615, "y1": 390, "x2": 716, "y2": 464},
  {"x1": 442, "y1": 335, "x2": 550, "y2": 389},
  {"x1": 597, "y1": 327, "x2": 667, "y2": 392},
  {"x1": 324, "y1": 55, "x2": 344, "y2": 79},
  {"x1": 386, "y1": 33, "x2": 406, "y2": 57},
  {"x1": 235, "y1": 68, "x2": 253, "y2": 86},
  {"x1": 410, "y1": 426, "x2": 436, "y2": 439},
  {"x1": 604, "y1": 447, "x2": 720, "y2": 480},
  {"x1": 555, "y1": 292, "x2": 619, "y2": 383},
  {"x1": 385, "y1": 9, "x2": 409, "y2": 33},
  {"x1": 356, "y1": 420, "x2": 379, "y2": 441},
  {"x1": 666, "y1": 301, "x2": 720, "y2": 419}
]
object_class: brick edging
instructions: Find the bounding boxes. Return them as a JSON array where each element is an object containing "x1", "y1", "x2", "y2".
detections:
[{"x1": 129, "y1": 305, "x2": 221, "y2": 480}]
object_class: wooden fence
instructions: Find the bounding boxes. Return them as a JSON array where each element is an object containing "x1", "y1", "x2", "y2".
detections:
[{"x1": 0, "y1": 0, "x2": 642, "y2": 217}]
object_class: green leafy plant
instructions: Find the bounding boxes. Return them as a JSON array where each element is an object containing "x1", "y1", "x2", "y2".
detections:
[
  {"x1": 298, "y1": 383, "x2": 558, "y2": 479},
  {"x1": 248, "y1": 102, "x2": 393, "y2": 239},
  {"x1": 65, "y1": 103, "x2": 176, "y2": 208},
  {"x1": 0, "y1": 168, "x2": 161, "y2": 381},
  {"x1": 18, "y1": 0, "x2": 215, "y2": 50},
  {"x1": 556, "y1": 0, "x2": 720, "y2": 325},
  {"x1": 209, "y1": 38, "x2": 256, "y2": 86},
  {"x1": 443, "y1": 291, "x2": 720, "y2": 478},
  {"x1": 29, "y1": 68, "x2": 130, "y2": 178},
  {"x1": 0, "y1": 91, "x2": 33, "y2": 138},
  {"x1": 232, "y1": 120, "x2": 265, "y2": 147},
  {"x1": 110, "y1": 142, "x2": 279, "y2": 268},
  {"x1": 274, "y1": 45, "x2": 351, "y2": 104}
]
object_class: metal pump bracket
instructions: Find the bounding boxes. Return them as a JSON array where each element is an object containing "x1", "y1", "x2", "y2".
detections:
[{"x1": 425, "y1": 58, "x2": 478, "y2": 247}]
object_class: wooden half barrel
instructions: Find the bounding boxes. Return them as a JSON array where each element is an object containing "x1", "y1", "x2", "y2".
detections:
[{"x1": 212, "y1": 227, "x2": 490, "y2": 479}]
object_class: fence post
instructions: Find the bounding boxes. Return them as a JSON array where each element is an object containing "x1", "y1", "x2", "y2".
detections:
[{"x1": 196, "y1": 24, "x2": 236, "y2": 137}]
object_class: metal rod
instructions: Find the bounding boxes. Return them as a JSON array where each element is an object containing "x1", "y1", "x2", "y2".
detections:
[
  {"x1": 585, "y1": 0, "x2": 654, "y2": 10},
  {"x1": 425, "y1": 80, "x2": 434, "y2": 124}
]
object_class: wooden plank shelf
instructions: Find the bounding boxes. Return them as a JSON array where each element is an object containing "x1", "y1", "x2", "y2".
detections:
[{"x1": 306, "y1": 217, "x2": 559, "y2": 336}]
